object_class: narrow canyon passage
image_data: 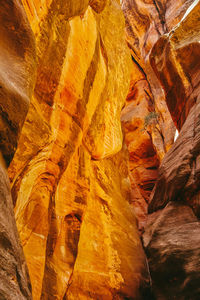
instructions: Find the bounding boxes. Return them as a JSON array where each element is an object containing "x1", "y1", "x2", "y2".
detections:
[{"x1": 0, "y1": 0, "x2": 200, "y2": 299}]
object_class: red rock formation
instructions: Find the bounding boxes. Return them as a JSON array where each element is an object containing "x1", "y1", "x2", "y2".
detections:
[
  {"x1": 150, "y1": 0, "x2": 200, "y2": 130},
  {"x1": 144, "y1": 201, "x2": 200, "y2": 299},
  {"x1": 149, "y1": 0, "x2": 200, "y2": 215},
  {"x1": 121, "y1": 63, "x2": 160, "y2": 231},
  {"x1": 0, "y1": 0, "x2": 36, "y2": 298},
  {"x1": 143, "y1": 1, "x2": 200, "y2": 298},
  {"x1": 121, "y1": 0, "x2": 198, "y2": 229}
]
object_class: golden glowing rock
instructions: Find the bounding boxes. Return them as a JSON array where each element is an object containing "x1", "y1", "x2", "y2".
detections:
[{"x1": 9, "y1": 0, "x2": 149, "y2": 299}]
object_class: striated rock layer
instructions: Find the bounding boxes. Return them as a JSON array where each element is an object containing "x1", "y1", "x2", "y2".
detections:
[
  {"x1": 149, "y1": 0, "x2": 200, "y2": 217},
  {"x1": 144, "y1": 1, "x2": 200, "y2": 299},
  {"x1": 8, "y1": 0, "x2": 150, "y2": 299},
  {"x1": 121, "y1": 0, "x2": 198, "y2": 229},
  {"x1": 0, "y1": 1, "x2": 36, "y2": 299},
  {"x1": 120, "y1": 0, "x2": 189, "y2": 228}
]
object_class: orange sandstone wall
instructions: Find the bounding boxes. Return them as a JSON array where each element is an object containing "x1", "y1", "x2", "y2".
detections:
[
  {"x1": 120, "y1": 0, "x2": 195, "y2": 229},
  {"x1": 8, "y1": 0, "x2": 150, "y2": 299}
]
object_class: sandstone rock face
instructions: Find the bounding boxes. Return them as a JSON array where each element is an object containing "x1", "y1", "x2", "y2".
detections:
[
  {"x1": 120, "y1": 0, "x2": 189, "y2": 228},
  {"x1": 150, "y1": 0, "x2": 200, "y2": 130},
  {"x1": 121, "y1": 63, "x2": 160, "y2": 231},
  {"x1": 0, "y1": 159, "x2": 32, "y2": 300},
  {"x1": 0, "y1": 0, "x2": 36, "y2": 165},
  {"x1": 143, "y1": 1, "x2": 200, "y2": 298},
  {"x1": 8, "y1": 0, "x2": 150, "y2": 299},
  {"x1": 121, "y1": 0, "x2": 199, "y2": 229},
  {"x1": 0, "y1": 0, "x2": 36, "y2": 298},
  {"x1": 144, "y1": 202, "x2": 200, "y2": 300},
  {"x1": 149, "y1": 0, "x2": 200, "y2": 216},
  {"x1": 149, "y1": 100, "x2": 200, "y2": 215}
]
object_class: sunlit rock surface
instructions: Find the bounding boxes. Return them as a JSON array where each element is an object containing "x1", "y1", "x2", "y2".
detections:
[
  {"x1": 8, "y1": 0, "x2": 150, "y2": 299},
  {"x1": 121, "y1": 63, "x2": 160, "y2": 231},
  {"x1": 3, "y1": 0, "x2": 200, "y2": 299},
  {"x1": 0, "y1": 0, "x2": 36, "y2": 298}
]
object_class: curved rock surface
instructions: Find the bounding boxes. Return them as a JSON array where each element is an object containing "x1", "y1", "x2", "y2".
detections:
[
  {"x1": 150, "y1": 0, "x2": 200, "y2": 130},
  {"x1": 0, "y1": 0, "x2": 36, "y2": 165},
  {"x1": 149, "y1": 0, "x2": 200, "y2": 215},
  {"x1": 0, "y1": 0, "x2": 36, "y2": 299},
  {"x1": 2, "y1": 0, "x2": 200, "y2": 299},
  {"x1": 8, "y1": 0, "x2": 150, "y2": 299},
  {"x1": 143, "y1": 1, "x2": 200, "y2": 298},
  {"x1": 144, "y1": 202, "x2": 200, "y2": 300},
  {"x1": 120, "y1": 0, "x2": 193, "y2": 228}
]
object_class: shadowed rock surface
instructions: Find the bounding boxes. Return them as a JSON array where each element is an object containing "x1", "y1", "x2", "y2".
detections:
[
  {"x1": 144, "y1": 1, "x2": 200, "y2": 299},
  {"x1": 0, "y1": 0, "x2": 36, "y2": 165},
  {"x1": 121, "y1": 0, "x2": 195, "y2": 228},
  {"x1": 0, "y1": 0, "x2": 36, "y2": 298},
  {"x1": 144, "y1": 202, "x2": 200, "y2": 300}
]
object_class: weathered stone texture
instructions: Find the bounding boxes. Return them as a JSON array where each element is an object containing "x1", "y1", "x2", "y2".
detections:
[
  {"x1": 149, "y1": 0, "x2": 200, "y2": 215},
  {"x1": 0, "y1": 159, "x2": 32, "y2": 299},
  {"x1": 143, "y1": 202, "x2": 200, "y2": 300},
  {"x1": 0, "y1": 0, "x2": 36, "y2": 165},
  {"x1": 143, "y1": 1, "x2": 200, "y2": 298},
  {"x1": 8, "y1": 1, "x2": 150, "y2": 299},
  {"x1": 150, "y1": 0, "x2": 200, "y2": 130},
  {"x1": 0, "y1": 0, "x2": 36, "y2": 298},
  {"x1": 121, "y1": 0, "x2": 199, "y2": 228}
]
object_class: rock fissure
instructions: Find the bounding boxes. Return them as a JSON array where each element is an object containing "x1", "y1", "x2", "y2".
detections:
[{"x1": 0, "y1": 0, "x2": 200, "y2": 299}]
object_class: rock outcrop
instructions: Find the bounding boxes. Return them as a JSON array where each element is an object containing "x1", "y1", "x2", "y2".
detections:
[
  {"x1": 121, "y1": 63, "x2": 161, "y2": 231},
  {"x1": 144, "y1": 202, "x2": 200, "y2": 300},
  {"x1": 8, "y1": 0, "x2": 150, "y2": 299},
  {"x1": 2, "y1": 0, "x2": 200, "y2": 299},
  {"x1": 121, "y1": 0, "x2": 189, "y2": 228},
  {"x1": 0, "y1": 0, "x2": 36, "y2": 298},
  {"x1": 121, "y1": 0, "x2": 198, "y2": 230},
  {"x1": 143, "y1": 1, "x2": 200, "y2": 298}
]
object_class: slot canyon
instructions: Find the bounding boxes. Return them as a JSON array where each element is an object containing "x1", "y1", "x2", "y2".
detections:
[{"x1": 0, "y1": 0, "x2": 200, "y2": 299}]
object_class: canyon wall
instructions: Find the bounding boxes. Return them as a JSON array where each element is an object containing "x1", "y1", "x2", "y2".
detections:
[
  {"x1": 0, "y1": 1, "x2": 36, "y2": 298},
  {"x1": 121, "y1": 0, "x2": 200, "y2": 298},
  {"x1": 1, "y1": 0, "x2": 200, "y2": 299},
  {"x1": 121, "y1": 0, "x2": 198, "y2": 229},
  {"x1": 7, "y1": 0, "x2": 150, "y2": 299},
  {"x1": 121, "y1": 0, "x2": 178, "y2": 229},
  {"x1": 143, "y1": 1, "x2": 200, "y2": 299}
]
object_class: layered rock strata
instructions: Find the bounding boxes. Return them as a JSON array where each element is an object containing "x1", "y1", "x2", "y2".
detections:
[
  {"x1": 121, "y1": 0, "x2": 191, "y2": 228},
  {"x1": 0, "y1": 0, "x2": 36, "y2": 298},
  {"x1": 121, "y1": 63, "x2": 160, "y2": 231},
  {"x1": 8, "y1": 0, "x2": 150, "y2": 299},
  {"x1": 144, "y1": 1, "x2": 200, "y2": 298}
]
